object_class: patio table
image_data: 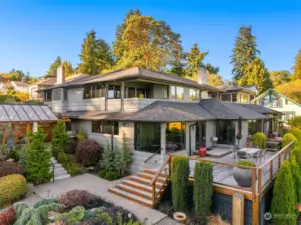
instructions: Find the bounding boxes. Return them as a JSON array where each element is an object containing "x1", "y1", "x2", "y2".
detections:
[{"x1": 237, "y1": 148, "x2": 261, "y2": 159}]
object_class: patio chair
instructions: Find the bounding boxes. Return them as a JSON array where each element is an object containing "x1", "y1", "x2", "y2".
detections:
[
  {"x1": 252, "y1": 149, "x2": 266, "y2": 163},
  {"x1": 237, "y1": 151, "x2": 248, "y2": 160},
  {"x1": 231, "y1": 145, "x2": 240, "y2": 159}
]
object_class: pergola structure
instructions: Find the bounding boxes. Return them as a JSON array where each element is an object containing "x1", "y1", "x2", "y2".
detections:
[{"x1": 0, "y1": 104, "x2": 58, "y2": 143}]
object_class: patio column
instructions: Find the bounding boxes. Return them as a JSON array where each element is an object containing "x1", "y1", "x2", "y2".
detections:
[
  {"x1": 32, "y1": 122, "x2": 38, "y2": 133},
  {"x1": 160, "y1": 123, "x2": 166, "y2": 162}
]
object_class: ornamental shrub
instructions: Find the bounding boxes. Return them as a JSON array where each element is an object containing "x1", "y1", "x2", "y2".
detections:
[
  {"x1": 289, "y1": 127, "x2": 301, "y2": 141},
  {"x1": 13, "y1": 202, "x2": 64, "y2": 225},
  {"x1": 26, "y1": 128, "x2": 52, "y2": 184},
  {"x1": 57, "y1": 152, "x2": 68, "y2": 164},
  {"x1": 106, "y1": 206, "x2": 138, "y2": 224},
  {"x1": 253, "y1": 132, "x2": 266, "y2": 149},
  {"x1": 0, "y1": 174, "x2": 28, "y2": 207},
  {"x1": 100, "y1": 141, "x2": 117, "y2": 172},
  {"x1": 33, "y1": 198, "x2": 58, "y2": 208},
  {"x1": 0, "y1": 206, "x2": 15, "y2": 225},
  {"x1": 0, "y1": 161, "x2": 24, "y2": 178},
  {"x1": 171, "y1": 156, "x2": 189, "y2": 212},
  {"x1": 271, "y1": 160, "x2": 297, "y2": 225},
  {"x1": 75, "y1": 140, "x2": 102, "y2": 165},
  {"x1": 114, "y1": 132, "x2": 133, "y2": 176},
  {"x1": 290, "y1": 158, "x2": 301, "y2": 203},
  {"x1": 291, "y1": 144, "x2": 301, "y2": 168},
  {"x1": 193, "y1": 162, "x2": 213, "y2": 224},
  {"x1": 64, "y1": 139, "x2": 78, "y2": 155},
  {"x1": 289, "y1": 116, "x2": 301, "y2": 130},
  {"x1": 236, "y1": 160, "x2": 255, "y2": 167},
  {"x1": 283, "y1": 133, "x2": 297, "y2": 147},
  {"x1": 77, "y1": 128, "x2": 86, "y2": 141},
  {"x1": 104, "y1": 171, "x2": 120, "y2": 181},
  {"x1": 55, "y1": 206, "x2": 85, "y2": 224},
  {"x1": 52, "y1": 120, "x2": 69, "y2": 159},
  {"x1": 58, "y1": 190, "x2": 97, "y2": 209}
]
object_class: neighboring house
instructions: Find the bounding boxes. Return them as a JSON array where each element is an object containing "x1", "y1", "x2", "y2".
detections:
[
  {"x1": 251, "y1": 88, "x2": 301, "y2": 124},
  {"x1": 212, "y1": 84, "x2": 257, "y2": 103},
  {"x1": 11, "y1": 81, "x2": 29, "y2": 92},
  {"x1": 0, "y1": 82, "x2": 12, "y2": 93},
  {"x1": 43, "y1": 65, "x2": 279, "y2": 173},
  {"x1": 28, "y1": 75, "x2": 57, "y2": 100}
]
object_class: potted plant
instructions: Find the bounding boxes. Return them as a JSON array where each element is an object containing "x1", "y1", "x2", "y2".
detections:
[{"x1": 233, "y1": 160, "x2": 255, "y2": 187}]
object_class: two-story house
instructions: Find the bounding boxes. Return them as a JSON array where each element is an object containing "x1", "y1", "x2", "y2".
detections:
[
  {"x1": 251, "y1": 88, "x2": 301, "y2": 124},
  {"x1": 43, "y1": 65, "x2": 279, "y2": 173},
  {"x1": 28, "y1": 75, "x2": 57, "y2": 100}
]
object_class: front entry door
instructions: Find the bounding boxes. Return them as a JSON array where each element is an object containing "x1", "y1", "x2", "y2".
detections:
[{"x1": 196, "y1": 121, "x2": 206, "y2": 148}]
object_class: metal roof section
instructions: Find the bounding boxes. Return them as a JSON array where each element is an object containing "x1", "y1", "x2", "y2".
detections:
[{"x1": 0, "y1": 104, "x2": 58, "y2": 122}]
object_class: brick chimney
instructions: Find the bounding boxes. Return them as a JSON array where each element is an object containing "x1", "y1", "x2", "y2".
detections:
[
  {"x1": 56, "y1": 64, "x2": 65, "y2": 84},
  {"x1": 196, "y1": 67, "x2": 208, "y2": 85}
]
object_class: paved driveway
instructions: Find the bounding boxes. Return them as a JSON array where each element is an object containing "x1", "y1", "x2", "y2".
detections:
[{"x1": 31, "y1": 173, "x2": 167, "y2": 225}]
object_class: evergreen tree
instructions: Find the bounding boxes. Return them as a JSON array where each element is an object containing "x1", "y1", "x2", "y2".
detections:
[
  {"x1": 78, "y1": 30, "x2": 114, "y2": 74},
  {"x1": 241, "y1": 57, "x2": 272, "y2": 93},
  {"x1": 292, "y1": 49, "x2": 301, "y2": 80},
  {"x1": 231, "y1": 26, "x2": 259, "y2": 84},
  {"x1": 184, "y1": 43, "x2": 208, "y2": 79},
  {"x1": 113, "y1": 11, "x2": 182, "y2": 70},
  {"x1": 204, "y1": 63, "x2": 220, "y2": 75},
  {"x1": 78, "y1": 30, "x2": 98, "y2": 75},
  {"x1": 271, "y1": 160, "x2": 297, "y2": 225},
  {"x1": 51, "y1": 120, "x2": 69, "y2": 158},
  {"x1": 61, "y1": 61, "x2": 74, "y2": 77},
  {"x1": 113, "y1": 9, "x2": 141, "y2": 60},
  {"x1": 46, "y1": 56, "x2": 62, "y2": 76},
  {"x1": 208, "y1": 74, "x2": 224, "y2": 87}
]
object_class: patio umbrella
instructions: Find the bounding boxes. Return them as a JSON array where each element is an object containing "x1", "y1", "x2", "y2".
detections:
[{"x1": 236, "y1": 116, "x2": 242, "y2": 147}]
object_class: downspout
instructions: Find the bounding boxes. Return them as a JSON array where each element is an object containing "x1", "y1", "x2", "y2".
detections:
[
  {"x1": 111, "y1": 122, "x2": 114, "y2": 151},
  {"x1": 189, "y1": 123, "x2": 197, "y2": 156}
]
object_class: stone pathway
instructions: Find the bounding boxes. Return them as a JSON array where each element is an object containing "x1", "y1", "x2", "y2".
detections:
[{"x1": 31, "y1": 173, "x2": 169, "y2": 225}]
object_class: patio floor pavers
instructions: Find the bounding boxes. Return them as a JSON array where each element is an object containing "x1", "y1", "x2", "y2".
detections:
[{"x1": 32, "y1": 173, "x2": 168, "y2": 225}]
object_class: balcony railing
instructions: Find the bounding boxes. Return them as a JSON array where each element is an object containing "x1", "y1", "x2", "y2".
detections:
[{"x1": 260, "y1": 100, "x2": 282, "y2": 108}]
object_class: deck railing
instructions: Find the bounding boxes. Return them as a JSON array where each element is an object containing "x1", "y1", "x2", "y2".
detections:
[{"x1": 150, "y1": 141, "x2": 295, "y2": 206}]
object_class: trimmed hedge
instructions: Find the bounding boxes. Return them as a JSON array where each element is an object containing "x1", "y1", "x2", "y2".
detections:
[
  {"x1": 0, "y1": 161, "x2": 24, "y2": 178},
  {"x1": 75, "y1": 140, "x2": 102, "y2": 165},
  {"x1": 271, "y1": 161, "x2": 297, "y2": 225},
  {"x1": 193, "y1": 162, "x2": 213, "y2": 224},
  {"x1": 283, "y1": 133, "x2": 297, "y2": 147},
  {"x1": 0, "y1": 174, "x2": 28, "y2": 207},
  {"x1": 171, "y1": 156, "x2": 189, "y2": 212},
  {"x1": 253, "y1": 132, "x2": 266, "y2": 149}
]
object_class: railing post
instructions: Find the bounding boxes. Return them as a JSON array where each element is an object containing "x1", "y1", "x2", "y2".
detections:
[
  {"x1": 252, "y1": 167, "x2": 256, "y2": 195},
  {"x1": 258, "y1": 168, "x2": 262, "y2": 196},
  {"x1": 152, "y1": 181, "x2": 156, "y2": 205},
  {"x1": 269, "y1": 160, "x2": 273, "y2": 183},
  {"x1": 278, "y1": 153, "x2": 281, "y2": 169},
  {"x1": 284, "y1": 148, "x2": 287, "y2": 160},
  {"x1": 168, "y1": 156, "x2": 171, "y2": 176}
]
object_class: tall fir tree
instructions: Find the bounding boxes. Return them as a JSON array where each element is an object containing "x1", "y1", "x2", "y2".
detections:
[
  {"x1": 113, "y1": 11, "x2": 182, "y2": 70},
  {"x1": 184, "y1": 43, "x2": 208, "y2": 79},
  {"x1": 292, "y1": 49, "x2": 301, "y2": 80},
  {"x1": 204, "y1": 63, "x2": 220, "y2": 75},
  {"x1": 46, "y1": 56, "x2": 62, "y2": 76},
  {"x1": 95, "y1": 39, "x2": 115, "y2": 72},
  {"x1": 78, "y1": 30, "x2": 98, "y2": 75},
  {"x1": 231, "y1": 26, "x2": 259, "y2": 84},
  {"x1": 240, "y1": 57, "x2": 272, "y2": 93}
]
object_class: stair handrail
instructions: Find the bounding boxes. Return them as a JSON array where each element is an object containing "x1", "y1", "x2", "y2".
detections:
[
  {"x1": 144, "y1": 148, "x2": 161, "y2": 163},
  {"x1": 150, "y1": 156, "x2": 171, "y2": 185}
]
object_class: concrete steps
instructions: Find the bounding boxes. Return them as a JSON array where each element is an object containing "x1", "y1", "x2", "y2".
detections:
[
  {"x1": 50, "y1": 157, "x2": 71, "y2": 181},
  {"x1": 109, "y1": 169, "x2": 170, "y2": 208}
]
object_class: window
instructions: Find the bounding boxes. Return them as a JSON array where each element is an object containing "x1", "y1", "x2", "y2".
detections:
[
  {"x1": 170, "y1": 86, "x2": 184, "y2": 100},
  {"x1": 216, "y1": 120, "x2": 235, "y2": 145},
  {"x1": 135, "y1": 123, "x2": 161, "y2": 152},
  {"x1": 137, "y1": 88, "x2": 146, "y2": 98},
  {"x1": 221, "y1": 94, "x2": 231, "y2": 101},
  {"x1": 64, "y1": 89, "x2": 68, "y2": 101},
  {"x1": 108, "y1": 85, "x2": 121, "y2": 99},
  {"x1": 45, "y1": 91, "x2": 52, "y2": 102},
  {"x1": 166, "y1": 122, "x2": 186, "y2": 151},
  {"x1": 239, "y1": 94, "x2": 248, "y2": 103},
  {"x1": 232, "y1": 94, "x2": 237, "y2": 102},
  {"x1": 195, "y1": 121, "x2": 206, "y2": 149},
  {"x1": 127, "y1": 87, "x2": 135, "y2": 98},
  {"x1": 83, "y1": 85, "x2": 105, "y2": 99},
  {"x1": 163, "y1": 85, "x2": 169, "y2": 99},
  {"x1": 91, "y1": 121, "x2": 119, "y2": 135},
  {"x1": 52, "y1": 89, "x2": 61, "y2": 101},
  {"x1": 282, "y1": 112, "x2": 295, "y2": 122},
  {"x1": 189, "y1": 89, "x2": 199, "y2": 100}
]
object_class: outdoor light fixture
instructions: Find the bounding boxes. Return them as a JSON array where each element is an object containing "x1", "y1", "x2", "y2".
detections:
[{"x1": 122, "y1": 123, "x2": 129, "y2": 127}]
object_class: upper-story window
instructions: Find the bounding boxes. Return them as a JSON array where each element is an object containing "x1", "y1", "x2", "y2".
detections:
[
  {"x1": 163, "y1": 85, "x2": 169, "y2": 99},
  {"x1": 44, "y1": 91, "x2": 52, "y2": 102},
  {"x1": 189, "y1": 89, "x2": 200, "y2": 100},
  {"x1": 52, "y1": 89, "x2": 61, "y2": 101},
  {"x1": 239, "y1": 94, "x2": 248, "y2": 103},
  {"x1": 171, "y1": 86, "x2": 184, "y2": 100},
  {"x1": 91, "y1": 120, "x2": 119, "y2": 135},
  {"x1": 63, "y1": 89, "x2": 68, "y2": 101},
  {"x1": 108, "y1": 85, "x2": 121, "y2": 99},
  {"x1": 83, "y1": 85, "x2": 105, "y2": 99}
]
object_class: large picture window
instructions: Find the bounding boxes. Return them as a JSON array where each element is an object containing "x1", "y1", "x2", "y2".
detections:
[
  {"x1": 135, "y1": 123, "x2": 161, "y2": 152},
  {"x1": 216, "y1": 120, "x2": 235, "y2": 145},
  {"x1": 52, "y1": 89, "x2": 61, "y2": 101},
  {"x1": 170, "y1": 86, "x2": 184, "y2": 100},
  {"x1": 189, "y1": 89, "x2": 200, "y2": 100},
  {"x1": 91, "y1": 121, "x2": 119, "y2": 135},
  {"x1": 108, "y1": 85, "x2": 121, "y2": 99},
  {"x1": 44, "y1": 91, "x2": 52, "y2": 102},
  {"x1": 166, "y1": 122, "x2": 185, "y2": 151},
  {"x1": 83, "y1": 85, "x2": 105, "y2": 99}
]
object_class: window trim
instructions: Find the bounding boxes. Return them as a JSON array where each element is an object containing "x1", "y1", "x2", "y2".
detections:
[{"x1": 52, "y1": 89, "x2": 61, "y2": 101}]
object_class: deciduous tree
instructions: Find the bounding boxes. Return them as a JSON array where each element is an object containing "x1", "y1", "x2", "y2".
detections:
[
  {"x1": 275, "y1": 79, "x2": 301, "y2": 103},
  {"x1": 207, "y1": 74, "x2": 224, "y2": 87},
  {"x1": 292, "y1": 49, "x2": 301, "y2": 80},
  {"x1": 270, "y1": 70, "x2": 291, "y2": 86}
]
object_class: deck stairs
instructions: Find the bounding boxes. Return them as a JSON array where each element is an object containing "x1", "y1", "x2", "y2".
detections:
[
  {"x1": 50, "y1": 157, "x2": 71, "y2": 181},
  {"x1": 109, "y1": 166, "x2": 170, "y2": 208}
]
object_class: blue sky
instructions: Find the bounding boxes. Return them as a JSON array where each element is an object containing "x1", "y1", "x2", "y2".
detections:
[{"x1": 0, "y1": 0, "x2": 300, "y2": 80}]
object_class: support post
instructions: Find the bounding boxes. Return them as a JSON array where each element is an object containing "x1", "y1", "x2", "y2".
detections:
[
  {"x1": 232, "y1": 193, "x2": 244, "y2": 225},
  {"x1": 111, "y1": 122, "x2": 114, "y2": 151},
  {"x1": 32, "y1": 122, "x2": 38, "y2": 133},
  {"x1": 160, "y1": 123, "x2": 166, "y2": 163}
]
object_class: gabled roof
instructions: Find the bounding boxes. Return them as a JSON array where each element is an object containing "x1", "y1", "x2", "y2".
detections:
[
  {"x1": 216, "y1": 84, "x2": 256, "y2": 94},
  {"x1": 251, "y1": 88, "x2": 301, "y2": 107},
  {"x1": 42, "y1": 67, "x2": 223, "y2": 92},
  {"x1": 241, "y1": 104, "x2": 283, "y2": 115},
  {"x1": 0, "y1": 104, "x2": 57, "y2": 122},
  {"x1": 12, "y1": 81, "x2": 29, "y2": 87}
]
